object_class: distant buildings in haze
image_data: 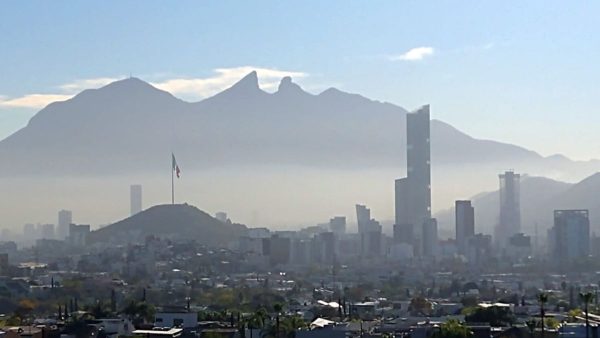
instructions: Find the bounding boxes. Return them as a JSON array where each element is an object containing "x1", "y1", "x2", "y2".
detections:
[
  {"x1": 69, "y1": 224, "x2": 91, "y2": 247},
  {"x1": 58, "y1": 209, "x2": 72, "y2": 239},
  {"x1": 355, "y1": 204, "x2": 382, "y2": 258},
  {"x1": 329, "y1": 216, "x2": 346, "y2": 235},
  {"x1": 550, "y1": 209, "x2": 590, "y2": 262},
  {"x1": 356, "y1": 205, "x2": 372, "y2": 234},
  {"x1": 455, "y1": 200, "x2": 474, "y2": 254},
  {"x1": 495, "y1": 171, "x2": 521, "y2": 248}
]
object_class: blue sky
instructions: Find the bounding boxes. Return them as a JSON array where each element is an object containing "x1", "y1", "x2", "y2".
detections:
[{"x1": 1, "y1": 1, "x2": 599, "y2": 159}]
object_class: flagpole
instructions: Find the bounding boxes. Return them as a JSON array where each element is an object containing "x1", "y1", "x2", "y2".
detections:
[{"x1": 171, "y1": 156, "x2": 174, "y2": 205}]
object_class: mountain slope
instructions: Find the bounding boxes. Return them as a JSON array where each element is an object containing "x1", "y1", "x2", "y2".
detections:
[
  {"x1": 1, "y1": 72, "x2": 597, "y2": 178},
  {"x1": 435, "y1": 173, "x2": 600, "y2": 236},
  {"x1": 88, "y1": 204, "x2": 247, "y2": 245}
]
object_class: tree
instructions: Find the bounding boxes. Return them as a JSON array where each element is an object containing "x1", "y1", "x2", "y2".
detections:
[
  {"x1": 567, "y1": 308, "x2": 582, "y2": 322},
  {"x1": 526, "y1": 319, "x2": 537, "y2": 338},
  {"x1": 248, "y1": 308, "x2": 268, "y2": 331},
  {"x1": 409, "y1": 297, "x2": 432, "y2": 316},
  {"x1": 281, "y1": 316, "x2": 306, "y2": 338},
  {"x1": 262, "y1": 315, "x2": 304, "y2": 338},
  {"x1": 431, "y1": 320, "x2": 473, "y2": 338},
  {"x1": 465, "y1": 306, "x2": 515, "y2": 326},
  {"x1": 545, "y1": 318, "x2": 560, "y2": 330},
  {"x1": 14, "y1": 298, "x2": 37, "y2": 322},
  {"x1": 85, "y1": 300, "x2": 113, "y2": 319},
  {"x1": 580, "y1": 292, "x2": 595, "y2": 338},
  {"x1": 461, "y1": 296, "x2": 478, "y2": 308},
  {"x1": 538, "y1": 293, "x2": 548, "y2": 338},
  {"x1": 121, "y1": 300, "x2": 155, "y2": 326},
  {"x1": 273, "y1": 303, "x2": 283, "y2": 338},
  {"x1": 5, "y1": 314, "x2": 22, "y2": 326}
]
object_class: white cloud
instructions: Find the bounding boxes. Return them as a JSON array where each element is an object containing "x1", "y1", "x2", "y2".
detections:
[
  {"x1": 0, "y1": 94, "x2": 73, "y2": 109},
  {"x1": 151, "y1": 66, "x2": 307, "y2": 100},
  {"x1": 0, "y1": 76, "x2": 122, "y2": 109},
  {"x1": 390, "y1": 47, "x2": 435, "y2": 61},
  {"x1": 0, "y1": 66, "x2": 308, "y2": 109},
  {"x1": 59, "y1": 77, "x2": 122, "y2": 93}
]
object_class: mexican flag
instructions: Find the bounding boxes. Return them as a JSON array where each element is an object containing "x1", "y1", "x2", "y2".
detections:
[{"x1": 172, "y1": 153, "x2": 181, "y2": 178}]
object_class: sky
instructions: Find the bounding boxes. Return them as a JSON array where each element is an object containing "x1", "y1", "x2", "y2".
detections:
[{"x1": 1, "y1": 1, "x2": 599, "y2": 160}]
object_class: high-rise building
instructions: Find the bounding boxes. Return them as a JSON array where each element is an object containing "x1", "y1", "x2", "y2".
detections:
[
  {"x1": 393, "y1": 223, "x2": 413, "y2": 244},
  {"x1": 130, "y1": 184, "x2": 142, "y2": 216},
  {"x1": 23, "y1": 223, "x2": 35, "y2": 239},
  {"x1": 265, "y1": 234, "x2": 291, "y2": 266},
  {"x1": 69, "y1": 223, "x2": 90, "y2": 247},
  {"x1": 406, "y1": 105, "x2": 432, "y2": 220},
  {"x1": 394, "y1": 178, "x2": 413, "y2": 244},
  {"x1": 356, "y1": 204, "x2": 371, "y2": 234},
  {"x1": 317, "y1": 232, "x2": 336, "y2": 264},
  {"x1": 361, "y1": 226, "x2": 382, "y2": 258},
  {"x1": 329, "y1": 216, "x2": 346, "y2": 235},
  {"x1": 58, "y1": 209, "x2": 72, "y2": 239},
  {"x1": 290, "y1": 239, "x2": 311, "y2": 265},
  {"x1": 355, "y1": 204, "x2": 382, "y2": 257},
  {"x1": 507, "y1": 233, "x2": 532, "y2": 260},
  {"x1": 394, "y1": 105, "x2": 432, "y2": 254},
  {"x1": 495, "y1": 171, "x2": 521, "y2": 247},
  {"x1": 455, "y1": 200, "x2": 475, "y2": 254},
  {"x1": 41, "y1": 224, "x2": 55, "y2": 239},
  {"x1": 466, "y1": 233, "x2": 493, "y2": 264},
  {"x1": 422, "y1": 218, "x2": 438, "y2": 257},
  {"x1": 551, "y1": 210, "x2": 590, "y2": 262}
]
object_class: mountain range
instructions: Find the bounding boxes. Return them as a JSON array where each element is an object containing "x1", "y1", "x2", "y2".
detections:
[
  {"x1": 0, "y1": 71, "x2": 598, "y2": 179},
  {"x1": 0, "y1": 71, "x2": 599, "y2": 228}
]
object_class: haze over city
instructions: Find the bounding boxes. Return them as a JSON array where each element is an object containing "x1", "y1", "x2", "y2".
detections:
[{"x1": 2, "y1": 2, "x2": 600, "y2": 230}]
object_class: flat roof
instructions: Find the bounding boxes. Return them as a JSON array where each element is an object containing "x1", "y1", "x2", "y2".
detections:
[{"x1": 132, "y1": 328, "x2": 183, "y2": 336}]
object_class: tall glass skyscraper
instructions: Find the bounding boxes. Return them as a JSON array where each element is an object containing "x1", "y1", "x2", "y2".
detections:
[
  {"x1": 495, "y1": 171, "x2": 521, "y2": 247},
  {"x1": 394, "y1": 105, "x2": 434, "y2": 255}
]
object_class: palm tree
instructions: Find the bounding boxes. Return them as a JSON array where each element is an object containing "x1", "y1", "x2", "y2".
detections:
[
  {"x1": 273, "y1": 303, "x2": 283, "y2": 338},
  {"x1": 538, "y1": 292, "x2": 548, "y2": 338},
  {"x1": 248, "y1": 308, "x2": 268, "y2": 338},
  {"x1": 579, "y1": 292, "x2": 595, "y2": 338},
  {"x1": 279, "y1": 316, "x2": 306, "y2": 338}
]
